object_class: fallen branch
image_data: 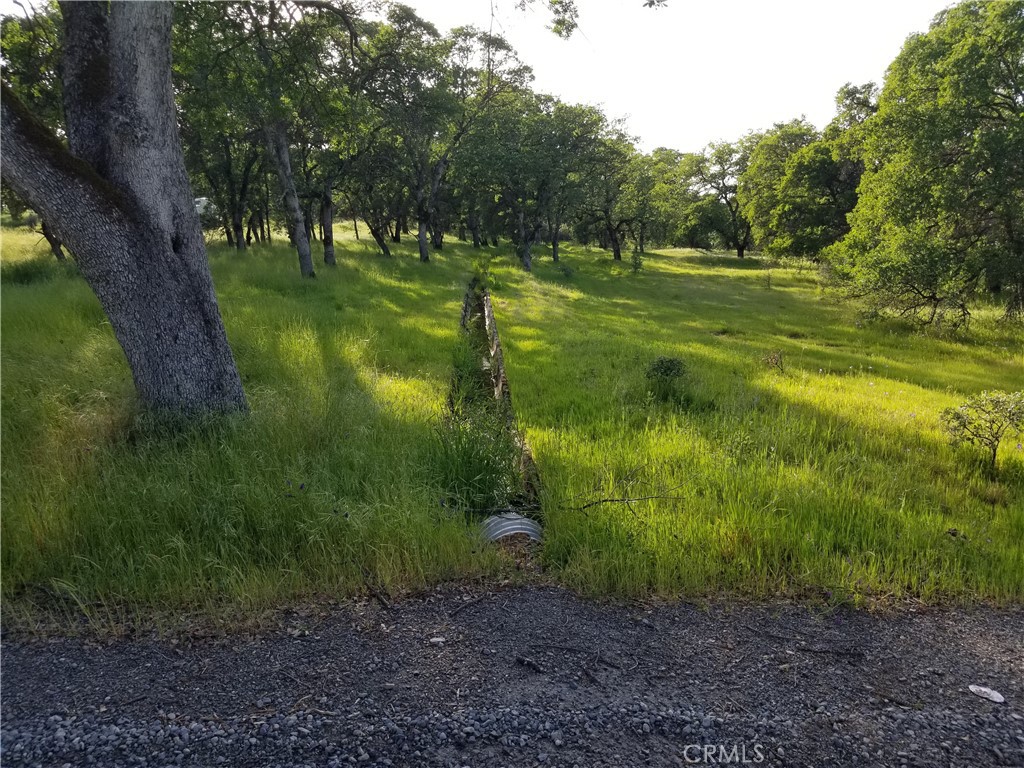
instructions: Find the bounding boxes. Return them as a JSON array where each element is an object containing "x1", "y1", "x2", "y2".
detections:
[
  {"x1": 574, "y1": 489, "x2": 687, "y2": 512},
  {"x1": 450, "y1": 595, "x2": 487, "y2": 618}
]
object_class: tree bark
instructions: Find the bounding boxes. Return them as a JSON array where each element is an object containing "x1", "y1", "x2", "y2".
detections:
[
  {"x1": 231, "y1": 211, "x2": 245, "y2": 251},
  {"x1": 417, "y1": 216, "x2": 430, "y2": 262},
  {"x1": 551, "y1": 213, "x2": 561, "y2": 262},
  {"x1": 321, "y1": 187, "x2": 335, "y2": 266},
  {"x1": 265, "y1": 120, "x2": 314, "y2": 277},
  {"x1": 430, "y1": 224, "x2": 444, "y2": 251},
  {"x1": 414, "y1": 181, "x2": 430, "y2": 262},
  {"x1": 468, "y1": 208, "x2": 481, "y2": 248},
  {"x1": 2, "y1": 3, "x2": 245, "y2": 413},
  {"x1": 222, "y1": 212, "x2": 234, "y2": 247},
  {"x1": 41, "y1": 219, "x2": 67, "y2": 261},
  {"x1": 368, "y1": 224, "x2": 391, "y2": 257},
  {"x1": 516, "y1": 209, "x2": 532, "y2": 271}
]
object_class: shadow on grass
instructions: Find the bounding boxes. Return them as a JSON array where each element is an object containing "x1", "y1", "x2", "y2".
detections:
[{"x1": 1, "y1": 238, "x2": 492, "y2": 613}]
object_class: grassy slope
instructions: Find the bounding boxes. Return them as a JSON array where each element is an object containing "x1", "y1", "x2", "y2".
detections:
[
  {"x1": 489, "y1": 248, "x2": 1024, "y2": 602},
  {"x1": 2, "y1": 223, "x2": 1022, "y2": 615}
]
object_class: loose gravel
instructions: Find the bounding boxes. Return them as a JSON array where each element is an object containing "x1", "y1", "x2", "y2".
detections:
[{"x1": 2, "y1": 587, "x2": 1022, "y2": 767}]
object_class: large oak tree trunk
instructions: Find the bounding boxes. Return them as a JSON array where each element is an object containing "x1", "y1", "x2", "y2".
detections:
[
  {"x1": 1, "y1": 2, "x2": 246, "y2": 413},
  {"x1": 265, "y1": 120, "x2": 315, "y2": 277}
]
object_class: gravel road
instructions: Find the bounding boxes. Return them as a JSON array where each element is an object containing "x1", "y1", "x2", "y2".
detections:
[{"x1": 2, "y1": 586, "x2": 1022, "y2": 767}]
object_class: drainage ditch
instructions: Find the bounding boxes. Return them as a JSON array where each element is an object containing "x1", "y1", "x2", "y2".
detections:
[{"x1": 439, "y1": 277, "x2": 542, "y2": 542}]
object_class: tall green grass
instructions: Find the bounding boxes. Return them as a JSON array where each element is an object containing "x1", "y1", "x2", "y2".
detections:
[
  {"x1": 2, "y1": 221, "x2": 1022, "y2": 617},
  {"x1": 1, "y1": 224, "x2": 499, "y2": 615},
  {"x1": 488, "y1": 248, "x2": 1024, "y2": 602}
]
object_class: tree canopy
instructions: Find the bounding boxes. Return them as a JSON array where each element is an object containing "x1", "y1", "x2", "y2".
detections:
[{"x1": 824, "y1": 1, "x2": 1024, "y2": 326}]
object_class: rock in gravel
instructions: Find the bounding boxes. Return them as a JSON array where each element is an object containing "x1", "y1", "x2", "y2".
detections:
[{"x1": 969, "y1": 685, "x2": 1005, "y2": 703}]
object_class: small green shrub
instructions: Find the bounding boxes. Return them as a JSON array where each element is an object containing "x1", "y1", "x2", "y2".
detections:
[
  {"x1": 941, "y1": 390, "x2": 1024, "y2": 475},
  {"x1": 644, "y1": 355, "x2": 687, "y2": 404},
  {"x1": 630, "y1": 249, "x2": 643, "y2": 274}
]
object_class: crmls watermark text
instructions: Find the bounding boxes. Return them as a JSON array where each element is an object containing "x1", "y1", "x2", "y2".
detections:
[{"x1": 681, "y1": 744, "x2": 766, "y2": 764}]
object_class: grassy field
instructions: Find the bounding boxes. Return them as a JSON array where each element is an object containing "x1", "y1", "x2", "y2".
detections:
[
  {"x1": 489, "y1": 250, "x2": 1024, "y2": 601},
  {"x1": 2, "y1": 221, "x2": 1022, "y2": 622},
  {"x1": 1, "y1": 223, "x2": 499, "y2": 621}
]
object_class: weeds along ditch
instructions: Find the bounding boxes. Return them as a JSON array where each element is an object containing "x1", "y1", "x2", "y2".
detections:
[{"x1": 435, "y1": 276, "x2": 541, "y2": 523}]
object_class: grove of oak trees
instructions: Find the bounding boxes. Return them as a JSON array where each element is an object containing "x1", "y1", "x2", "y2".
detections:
[{"x1": 1, "y1": 0, "x2": 1020, "y2": 414}]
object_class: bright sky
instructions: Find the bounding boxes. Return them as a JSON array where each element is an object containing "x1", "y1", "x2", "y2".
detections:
[
  {"x1": 0, "y1": 0, "x2": 954, "y2": 153},
  {"x1": 400, "y1": 0, "x2": 955, "y2": 152}
]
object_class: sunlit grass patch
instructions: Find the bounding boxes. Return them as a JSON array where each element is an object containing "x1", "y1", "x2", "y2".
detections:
[{"x1": 491, "y1": 246, "x2": 1024, "y2": 602}]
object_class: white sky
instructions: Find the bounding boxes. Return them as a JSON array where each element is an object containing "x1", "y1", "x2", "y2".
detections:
[
  {"x1": 399, "y1": 0, "x2": 955, "y2": 152},
  {"x1": 0, "y1": 0, "x2": 954, "y2": 153}
]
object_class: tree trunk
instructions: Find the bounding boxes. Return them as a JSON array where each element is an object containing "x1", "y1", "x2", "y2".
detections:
[
  {"x1": 231, "y1": 211, "x2": 245, "y2": 251},
  {"x1": 2, "y1": 3, "x2": 245, "y2": 413},
  {"x1": 430, "y1": 224, "x2": 444, "y2": 251},
  {"x1": 516, "y1": 209, "x2": 532, "y2": 271},
  {"x1": 468, "y1": 208, "x2": 481, "y2": 248},
  {"x1": 41, "y1": 218, "x2": 67, "y2": 261},
  {"x1": 737, "y1": 244, "x2": 745, "y2": 259},
  {"x1": 304, "y1": 203, "x2": 314, "y2": 243},
  {"x1": 264, "y1": 120, "x2": 314, "y2": 277},
  {"x1": 321, "y1": 188, "x2": 335, "y2": 266},
  {"x1": 368, "y1": 224, "x2": 391, "y2": 257},
  {"x1": 417, "y1": 217, "x2": 430, "y2": 262},
  {"x1": 352, "y1": 214, "x2": 359, "y2": 241},
  {"x1": 551, "y1": 214, "x2": 561, "y2": 262},
  {"x1": 611, "y1": 231, "x2": 622, "y2": 261},
  {"x1": 222, "y1": 212, "x2": 234, "y2": 247}
]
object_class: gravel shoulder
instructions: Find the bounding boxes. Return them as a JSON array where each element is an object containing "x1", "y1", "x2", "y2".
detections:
[{"x1": 2, "y1": 586, "x2": 1022, "y2": 767}]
